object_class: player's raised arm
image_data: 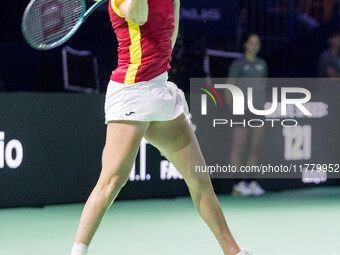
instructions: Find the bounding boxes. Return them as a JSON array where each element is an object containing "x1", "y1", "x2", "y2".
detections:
[
  {"x1": 116, "y1": 0, "x2": 149, "y2": 25},
  {"x1": 172, "y1": 0, "x2": 180, "y2": 48}
]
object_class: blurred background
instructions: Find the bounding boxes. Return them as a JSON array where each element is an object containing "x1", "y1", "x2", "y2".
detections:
[{"x1": 1, "y1": 0, "x2": 340, "y2": 93}]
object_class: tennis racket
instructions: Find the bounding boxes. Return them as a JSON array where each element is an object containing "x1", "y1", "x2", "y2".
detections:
[{"x1": 22, "y1": 0, "x2": 108, "y2": 50}]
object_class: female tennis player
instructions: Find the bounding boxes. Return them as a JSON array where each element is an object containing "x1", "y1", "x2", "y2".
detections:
[{"x1": 71, "y1": 0, "x2": 252, "y2": 255}]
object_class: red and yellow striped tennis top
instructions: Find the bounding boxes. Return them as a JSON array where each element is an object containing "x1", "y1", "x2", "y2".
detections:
[{"x1": 108, "y1": 0, "x2": 175, "y2": 84}]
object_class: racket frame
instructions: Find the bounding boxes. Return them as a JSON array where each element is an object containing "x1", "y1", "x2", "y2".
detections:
[{"x1": 22, "y1": 0, "x2": 107, "y2": 50}]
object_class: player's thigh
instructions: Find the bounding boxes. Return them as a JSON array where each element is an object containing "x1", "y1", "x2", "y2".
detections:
[
  {"x1": 144, "y1": 114, "x2": 207, "y2": 182},
  {"x1": 99, "y1": 120, "x2": 150, "y2": 187}
]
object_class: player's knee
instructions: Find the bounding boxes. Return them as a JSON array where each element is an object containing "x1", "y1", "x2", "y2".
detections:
[
  {"x1": 107, "y1": 176, "x2": 128, "y2": 194},
  {"x1": 97, "y1": 174, "x2": 128, "y2": 199},
  {"x1": 187, "y1": 177, "x2": 211, "y2": 192}
]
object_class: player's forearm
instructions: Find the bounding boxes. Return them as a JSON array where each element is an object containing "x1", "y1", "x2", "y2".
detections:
[
  {"x1": 172, "y1": 0, "x2": 180, "y2": 48},
  {"x1": 118, "y1": 0, "x2": 148, "y2": 25}
]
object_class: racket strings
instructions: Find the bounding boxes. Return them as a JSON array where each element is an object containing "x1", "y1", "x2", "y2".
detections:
[{"x1": 24, "y1": 0, "x2": 84, "y2": 47}]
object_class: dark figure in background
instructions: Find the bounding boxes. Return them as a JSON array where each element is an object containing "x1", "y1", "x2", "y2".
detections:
[
  {"x1": 318, "y1": 28, "x2": 340, "y2": 78},
  {"x1": 227, "y1": 34, "x2": 267, "y2": 196}
]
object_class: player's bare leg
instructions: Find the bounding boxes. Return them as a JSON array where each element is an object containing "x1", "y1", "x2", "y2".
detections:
[
  {"x1": 144, "y1": 114, "x2": 242, "y2": 255},
  {"x1": 73, "y1": 121, "x2": 150, "y2": 250}
]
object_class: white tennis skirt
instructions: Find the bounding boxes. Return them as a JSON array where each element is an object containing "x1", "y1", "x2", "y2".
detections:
[{"x1": 104, "y1": 72, "x2": 189, "y2": 123}]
